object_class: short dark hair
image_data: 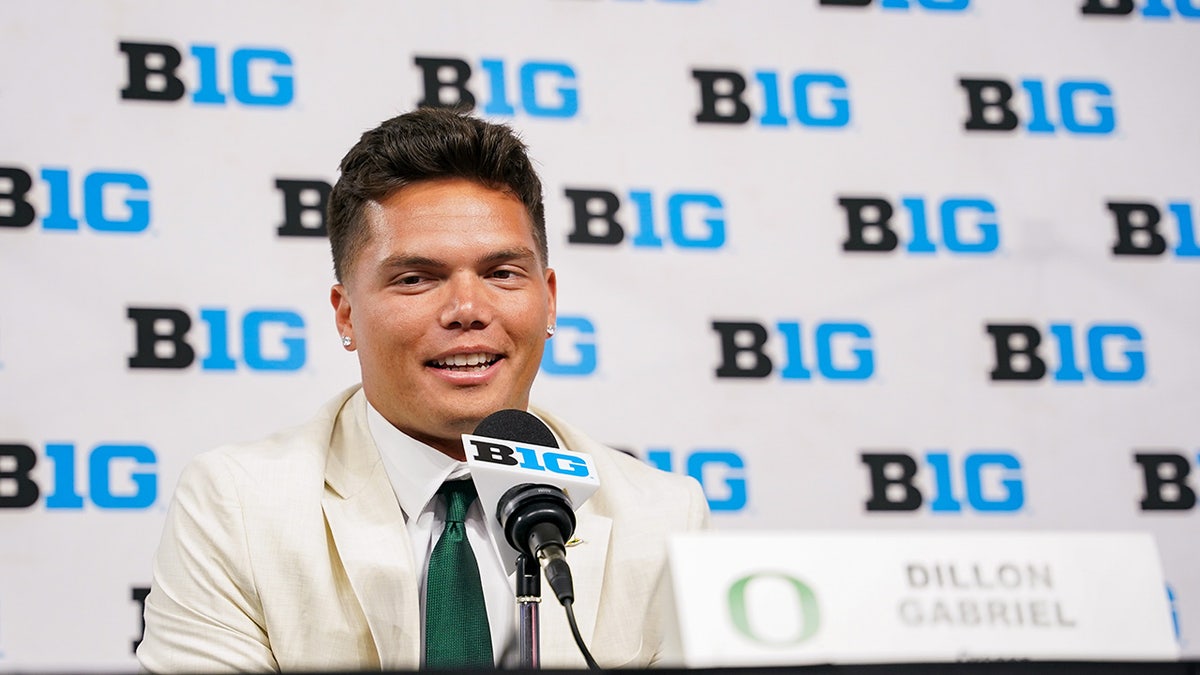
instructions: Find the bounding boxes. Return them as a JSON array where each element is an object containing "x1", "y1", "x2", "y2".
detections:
[{"x1": 326, "y1": 108, "x2": 547, "y2": 282}]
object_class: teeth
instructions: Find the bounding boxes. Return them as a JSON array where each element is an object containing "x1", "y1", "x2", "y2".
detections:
[{"x1": 433, "y1": 353, "x2": 495, "y2": 368}]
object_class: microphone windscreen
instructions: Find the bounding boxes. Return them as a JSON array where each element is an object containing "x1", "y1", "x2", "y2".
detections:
[{"x1": 474, "y1": 409, "x2": 559, "y2": 448}]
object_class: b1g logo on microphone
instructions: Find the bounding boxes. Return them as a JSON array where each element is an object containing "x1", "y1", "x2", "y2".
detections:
[
  {"x1": 862, "y1": 451, "x2": 1025, "y2": 513},
  {"x1": 1081, "y1": 0, "x2": 1200, "y2": 18},
  {"x1": 692, "y1": 68, "x2": 851, "y2": 129},
  {"x1": 713, "y1": 320, "x2": 875, "y2": 381},
  {"x1": 1108, "y1": 200, "x2": 1200, "y2": 259},
  {"x1": 119, "y1": 41, "x2": 294, "y2": 107},
  {"x1": 414, "y1": 55, "x2": 579, "y2": 119},
  {"x1": 541, "y1": 316, "x2": 597, "y2": 377},
  {"x1": 1135, "y1": 452, "x2": 1199, "y2": 511},
  {"x1": 0, "y1": 442, "x2": 157, "y2": 510},
  {"x1": 960, "y1": 77, "x2": 1116, "y2": 135},
  {"x1": 819, "y1": 0, "x2": 969, "y2": 10},
  {"x1": 467, "y1": 438, "x2": 595, "y2": 479},
  {"x1": 840, "y1": 195, "x2": 1000, "y2": 255},
  {"x1": 127, "y1": 306, "x2": 306, "y2": 372},
  {"x1": 563, "y1": 188, "x2": 726, "y2": 250},
  {"x1": 0, "y1": 165, "x2": 151, "y2": 233},
  {"x1": 646, "y1": 449, "x2": 747, "y2": 512},
  {"x1": 987, "y1": 322, "x2": 1145, "y2": 383}
]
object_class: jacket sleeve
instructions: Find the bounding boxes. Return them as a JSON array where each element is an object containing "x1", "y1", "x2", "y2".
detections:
[{"x1": 137, "y1": 450, "x2": 279, "y2": 673}]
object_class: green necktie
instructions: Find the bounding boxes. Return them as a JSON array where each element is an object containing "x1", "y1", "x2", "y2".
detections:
[{"x1": 424, "y1": 480, "x2": 494, "y2": 669}]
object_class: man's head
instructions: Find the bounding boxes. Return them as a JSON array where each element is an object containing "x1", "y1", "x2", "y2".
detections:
[
  {"x1": 328, "y1": 109, "x2": 556, "y2": 459},
  {"x1": 327, "y1": 108, "x2": 548, "y2": 283}
]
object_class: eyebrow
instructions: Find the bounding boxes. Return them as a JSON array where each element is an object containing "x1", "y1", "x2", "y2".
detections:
[{"x1": 378, "y1": 247, "x2": 539, "y2": 271}]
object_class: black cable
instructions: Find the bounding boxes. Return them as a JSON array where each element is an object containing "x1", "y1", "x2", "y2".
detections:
[{"x1": 563, "y1": 598, "x2": 600, "y2": 670}]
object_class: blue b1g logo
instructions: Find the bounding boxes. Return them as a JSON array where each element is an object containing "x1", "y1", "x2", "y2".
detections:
[
  {"x1": 713, "y1": 320, "x2": 875, "y2": 381},
  {"x1": 564, "y1": 188, "x2": 726, "y2": 250},
  {"x1": 127, "y1": 306, "x2": 307, "y2": 372},
  {"x1": 987, "y1": 322, "x2": 1145, "y2": 383},
  {"x1": 647, "y1": 449, "x2": 747, "y2": 512},
  {"x1": 840, "y1": 195, "x2": 1000, "y2": 255},
  {"x1": 693, "y1": 68, "x2": 851, "y2": 128},
  {"x1": 961, "y1": 78, "x2": 1116, "y2": 135},
  {"x1": 0, "y1": 165, "x2": 150, "y2": 233},
  {"x1": 541, "y1": 316, "x2": 597, "y2": 376},
  {"x1": 0, "y1": 442, "x2": 157, "y2": 510},
  {"x1": 119, "y1": 41, "x2": 295, "y2": 106},
  {"x1": 414, "y1": 55, "x2": 579, "y2": 118},
  {"x1": 467, "y1": 438, "x2": 592, "y2": 478},
  {"x1": 819, "y1": 0, "x2": 969, "y2": 9},
  {"x1": 862, "y1": 450, "x2": 1025, "y2": 513}
]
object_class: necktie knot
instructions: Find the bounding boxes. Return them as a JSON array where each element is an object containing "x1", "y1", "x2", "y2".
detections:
[{"x1": 438, "y1": 479, "x2": 477, "y2": 524}]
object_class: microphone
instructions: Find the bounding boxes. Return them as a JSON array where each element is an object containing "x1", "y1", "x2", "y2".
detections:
[
  {"x1": 462, "y1": 409, "x2": 600, "y2": 604},
  {"x1": 478, "y1": 410, "x2": 574, "y2": 602},
  {"x1": 463, "y1": 410, "x2": 604, "y2": 670}
]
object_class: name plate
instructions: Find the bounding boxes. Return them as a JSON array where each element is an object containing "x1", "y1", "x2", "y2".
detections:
[{"x1": 664, "y1": 531, "x2": 1178, "y2": 666}]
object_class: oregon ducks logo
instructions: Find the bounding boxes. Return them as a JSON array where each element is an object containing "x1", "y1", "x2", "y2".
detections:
[{"x1": 727, "y1": 572, "x2": 820, "y2": 645}]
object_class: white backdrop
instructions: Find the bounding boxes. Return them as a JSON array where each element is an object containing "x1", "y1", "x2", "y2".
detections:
[{"x1": 1, "y1": 0, "x2": 1198, "y2": 669}]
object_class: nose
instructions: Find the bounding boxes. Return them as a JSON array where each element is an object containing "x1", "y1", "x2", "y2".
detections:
[{"x1": 439, "y1": 272, "x2": 493, "y2": 331}]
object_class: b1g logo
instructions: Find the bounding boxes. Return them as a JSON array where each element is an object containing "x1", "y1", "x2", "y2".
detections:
[
  {"x1": 0, "y1": 442, "x2": 157, "y2": 510},
  {"x1": 1108, "y1": 200, "x2": 1200, "y2": 258},
  {"x1": 1135, "y1": 452, "x2": 1199, "y2": 511},
  {"x1": 563, "y1": 188, "x2": 726, "y2": 250},
  {"x1": 414, "y1": 56, "x2": 578, "y2": 118},
  {"x1": 862, "y1": 451, "x2": 1025, "y2": 513},
  {"x1": 713, "y1": 320, "x2": 875, "y2": 381},
  {"x1": 127, "y1": 306, "x2": 306, "y2": 372},
  {"x1": 692, "y1": 69, "x2": 851, "y2": 128},
  {"x1": 1081, "y1": 0, "x2": 1200, "y2": 18},
  {"x1": 467, "y1": 438, "x2": 592, "y2": 478},
  {"x1": 646, "y1": 449, "x2": 747, "y2": 512},
  {"x1": 541, "y1": 316, "x2": 597, "y2": 376},
  {"x1": 0, "y1": 165, "x2": 150, "y2": 233},
  {"x1": 819, "y1": 0, "x2": 969, "y2": 9},
  {"x1": 119, "y1": 41, "x2": 294, "y2": 106},
  {"x1": 839, "y1": 195, "x2": 999, "y2": 255},
  {"x1": 986, "y1": 322, "x2": 1145, "y2": 383},
  {"x1": 960, "y1": 77, "x2": 1116, "y2": 135}
]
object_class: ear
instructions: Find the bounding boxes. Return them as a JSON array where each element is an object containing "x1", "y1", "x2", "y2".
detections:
[
  {"x1": 331, "y1": 284, "x2": 354, "y2": 349},
  {"x1": 544, "y1": 267, "x2": 557, "y2": 331}
]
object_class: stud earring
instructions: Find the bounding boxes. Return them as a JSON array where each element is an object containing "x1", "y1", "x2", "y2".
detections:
[
  {"x1": 546, "y1": 325, "x2": 556, "y2": 337},
  {"x1": 342, "y1": 335, "x2": 352, "y2": 347}
]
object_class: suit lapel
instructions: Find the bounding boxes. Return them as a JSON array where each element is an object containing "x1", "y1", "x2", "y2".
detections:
[{"x1": 322, "y1": 390, "x2": 421, "y2": 670}]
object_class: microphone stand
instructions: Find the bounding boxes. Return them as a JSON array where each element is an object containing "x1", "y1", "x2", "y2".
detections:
[{"x1": 515, "y1": 553, "x2": 541, "y2": 669}]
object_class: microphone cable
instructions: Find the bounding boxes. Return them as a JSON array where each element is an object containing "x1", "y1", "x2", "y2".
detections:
[{"x1": 563, "y1": 599, "x2": 600, "y2": 670}]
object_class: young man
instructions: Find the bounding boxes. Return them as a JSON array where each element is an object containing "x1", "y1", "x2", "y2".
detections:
[{"x1": 137, "y1": 108, "x2": 709, "y2": 672}]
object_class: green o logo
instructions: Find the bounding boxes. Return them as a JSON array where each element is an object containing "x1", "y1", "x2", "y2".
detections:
[{"x1": 727, "y1": 572, "x2": 820, "y2": 645}]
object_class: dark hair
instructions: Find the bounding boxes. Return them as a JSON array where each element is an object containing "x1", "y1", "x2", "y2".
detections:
[{"x1": 326, "y1": 107, "x2": 547, "y2": 282}]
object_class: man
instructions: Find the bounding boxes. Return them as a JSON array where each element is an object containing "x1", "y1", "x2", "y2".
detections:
[{"x1": 137, "y1": 108, "x2": 710, "y2": 672}]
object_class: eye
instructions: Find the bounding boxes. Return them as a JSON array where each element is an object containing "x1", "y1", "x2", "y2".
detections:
[{"x1": 395, "y1": 273, "x2": 427, "y2": 286}]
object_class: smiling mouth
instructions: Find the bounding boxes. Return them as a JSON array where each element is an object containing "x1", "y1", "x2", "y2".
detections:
[{"x1": 428, "y1": 353, "x2": 502, "y2": 371}]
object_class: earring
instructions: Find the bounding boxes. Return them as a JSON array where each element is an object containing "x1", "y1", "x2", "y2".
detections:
[
  {"x1": 342, "y1": 335, "x2": 352, "y2": 347},
  {"x1": 546, "y1": 325, "x2": 556, "y2": 337}
]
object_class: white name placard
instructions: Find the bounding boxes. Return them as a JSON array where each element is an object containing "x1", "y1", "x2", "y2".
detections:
[{"x1": 664, "y1": 531, "x2": 1179, "y2": 667}]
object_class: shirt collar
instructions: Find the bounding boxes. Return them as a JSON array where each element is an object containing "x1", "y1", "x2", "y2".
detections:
[
  {"x1": 365, "y1": 401, "x2": 469, "y2": 520},
  {"x1": 363, "y1": 401, "x2": 566, "y2": 520}
]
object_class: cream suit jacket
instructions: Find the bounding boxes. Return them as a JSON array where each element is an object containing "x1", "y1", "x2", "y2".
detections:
[{"x1": 137, "y1": 385, "x2": 710, "y2": 672}]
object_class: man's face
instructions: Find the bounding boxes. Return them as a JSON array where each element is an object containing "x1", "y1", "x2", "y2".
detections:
[{"x1": 331, "y1": 178, "x2": 556, "y2": 459}]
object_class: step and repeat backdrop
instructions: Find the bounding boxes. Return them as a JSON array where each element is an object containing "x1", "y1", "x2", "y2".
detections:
[{"x1": 2, "y1": 0, "x2": 1198, "y2": 669}]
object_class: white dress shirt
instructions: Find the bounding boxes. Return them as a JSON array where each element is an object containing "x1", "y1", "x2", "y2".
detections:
[{"x1": 365, "y1": 402, "x2": 517, "y2": 666}]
